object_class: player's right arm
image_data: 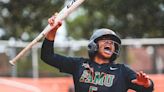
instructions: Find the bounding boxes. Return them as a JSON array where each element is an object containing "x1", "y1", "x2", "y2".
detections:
[
  {"x1": 45, "y1": 14, "x2": 62, "y2": 41},
  {"x1": 40, "y1": 15, "x2": 80, "y2": 74}
]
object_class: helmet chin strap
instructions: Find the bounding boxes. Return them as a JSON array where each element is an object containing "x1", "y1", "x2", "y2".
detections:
[
  {"x1": 111, "y1": 40, "x2": 121, "y2": 56},
  {"x1": 109, "y1": 50, "x2": 119, "y2": 56}
]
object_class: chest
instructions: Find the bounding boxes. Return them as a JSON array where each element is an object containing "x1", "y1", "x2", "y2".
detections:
[{"x1": 73, "y1": 63, "x2": 127, "y2": 92}]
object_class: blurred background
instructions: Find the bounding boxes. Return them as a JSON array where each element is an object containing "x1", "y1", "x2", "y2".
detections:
[{"x1": 0, "y1": 0, "x2": 164, "y2": 92}]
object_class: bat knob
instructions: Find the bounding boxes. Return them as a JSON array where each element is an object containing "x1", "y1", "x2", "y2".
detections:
[{"x1": 9, "y1": 60, "x2": 16, "y2": 66}]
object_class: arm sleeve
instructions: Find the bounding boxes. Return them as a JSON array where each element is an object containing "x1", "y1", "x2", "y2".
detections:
[
  {"x1": 40, "y1": 38, "x2": 80, "y2": 74},
  {"x1": 123, "y1": 64, "x2": 154, "y2": 92}
]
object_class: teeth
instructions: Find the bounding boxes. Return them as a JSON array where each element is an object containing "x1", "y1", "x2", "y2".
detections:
[{"x1": 104, "y1": 49, "x2": 112, "y2": 54}]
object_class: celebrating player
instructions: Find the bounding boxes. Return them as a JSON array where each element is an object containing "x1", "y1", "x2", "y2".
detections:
[{"x1": 41, "y1": 15, "x2": 154, "y2": 92}]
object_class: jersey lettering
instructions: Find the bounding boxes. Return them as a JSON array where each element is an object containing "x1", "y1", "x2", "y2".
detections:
[
  {"x1": 93, "y1": 72, "x2": 104, "y2": 86},
  {"x1": 80, "y1": 70, "x2": 115, "y2": 87}
]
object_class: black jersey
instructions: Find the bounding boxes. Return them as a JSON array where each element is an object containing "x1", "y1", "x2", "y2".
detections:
[{"x1": 41, "y1": 39, "x2": 154, "y2": 92}]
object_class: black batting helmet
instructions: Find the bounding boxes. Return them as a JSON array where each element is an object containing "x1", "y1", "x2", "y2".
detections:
[{"x1": 88, "y1": 28, "x2": 121, "y2": 62}]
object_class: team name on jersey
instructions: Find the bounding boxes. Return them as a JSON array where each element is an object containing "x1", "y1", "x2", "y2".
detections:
[{"x1": 79, "y1": 70, "x2": 115, "y2": 87}]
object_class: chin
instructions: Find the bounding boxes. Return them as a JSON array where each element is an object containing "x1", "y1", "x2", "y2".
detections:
[
  {"x1": 103, "y1": 53, "x2": 113, "y2": 57},
  {"x1": 103, "y1": 54, "x2": 112, "y2": 59}
]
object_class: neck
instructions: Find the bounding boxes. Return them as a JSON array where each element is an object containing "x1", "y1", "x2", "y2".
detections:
[{"x1": 94, "y1": 55, "x2": 110, "y2": 64}]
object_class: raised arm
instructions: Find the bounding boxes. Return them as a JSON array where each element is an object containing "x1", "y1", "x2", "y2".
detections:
[
  {"x1": 46, "y1": 14, "x2": 62, "y2": 41},
  {"x1": 40, "y1": 15, "x2": 80, "y2": 74},
  {"x1": 40, "y1": 14, "x2": 63, "y2": 66}
]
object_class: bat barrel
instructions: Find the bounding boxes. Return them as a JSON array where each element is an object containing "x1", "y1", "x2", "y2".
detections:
[
  {"x1": 9, "y1": 60, "x2": 16, "y2": 66},
  {"x1": 9, "y1": 37, "x2": 42, "y2": 65},
  {"x1": 9, "y1": 0, "x2": 85, "y2": 65}
]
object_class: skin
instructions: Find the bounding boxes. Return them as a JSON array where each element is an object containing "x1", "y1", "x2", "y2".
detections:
[
  {"x1": 131, "y1": 71, "x2": 151, "y2": 88},
  {"x1": 46, "y1": 14, "x2": 152, "y2": 88},
  {"x1": 46, "y1": 15, "x2": 62, "y2": 41},
  {"x1": 94, "y1": 39, "x2": 115, "y2": 64}
]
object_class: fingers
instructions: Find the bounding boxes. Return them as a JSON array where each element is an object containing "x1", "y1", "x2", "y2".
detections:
[
  {"x1": 48, "y1": 15, "x2": 56, "y2": 26},
  {"x1": 48, "y1": 13, "x2": 62, "y2": 32},
  {"x1": 139, "y1": 71, "x2": 151, "y2": 88},
  {"x1": 56, "y1": 21, "x2": 62, "y2": 29},
  {"x1": 138, "y1": 71, "x2": 149, "y2": 80},
  {"x1": 131, "y1": 71, "x2": 151, "y2": 88},
  {"x1": 132, "y1": 71, "x2": 147, "y2": 83},
  {"x1": 48, "y1": 13, "x2": 62, "y2": 27}
]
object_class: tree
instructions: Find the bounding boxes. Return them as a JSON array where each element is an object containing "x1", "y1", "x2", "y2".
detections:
[
  {"x1": 66, "y1": 0, "x2": 164, "y2": 39},
  {"x1": 0, "y1": 0, "x2": 63, "y2": 40},
  {"x1": 0, "y1": 0, "x2": 164, "y2": 40}
]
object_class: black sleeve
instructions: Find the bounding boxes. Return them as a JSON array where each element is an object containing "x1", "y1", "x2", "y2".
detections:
[
  {"x1": 40, "y1": 38, "x2": 80, "y2": 74},
  {"x1": 123, "y1": 64, "x2": 154, "y2": 92}
]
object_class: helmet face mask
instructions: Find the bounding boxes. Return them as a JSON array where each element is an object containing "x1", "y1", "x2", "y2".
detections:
[{"x1": 88, "y1": 28, "x2": 121, "y2": 62}]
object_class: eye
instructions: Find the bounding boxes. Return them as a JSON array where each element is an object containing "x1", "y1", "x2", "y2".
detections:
[{"x1": 109, "y1": 41, "x2": 114, "y2": 44}]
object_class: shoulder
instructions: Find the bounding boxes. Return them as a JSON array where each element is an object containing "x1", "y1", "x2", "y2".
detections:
[
  {"x1": 70, "y1": 57, "x2": 91, "y2": 64},
  {"x1": 114, "y1": 63, "x2": 131, "y2": 68},
  {"x1": 113, "y1": 63, "x2": 126, "y2": 68},
  {"x1": 115, "y1": 63, "x2": 136, "y2": 79},
  {"x1": 114, "y1": 63, "x2": 135, "y2": 72},
  {"x1": 79, "y1": 58, "x2": 91, "y2": 64}
]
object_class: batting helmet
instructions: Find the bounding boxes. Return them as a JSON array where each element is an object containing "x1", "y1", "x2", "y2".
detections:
[{"x1": 88, "y1": 28, "x2": 121, "y2": 62}]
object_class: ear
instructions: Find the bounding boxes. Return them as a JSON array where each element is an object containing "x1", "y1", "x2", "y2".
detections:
[{"x1": 88, "y1": 40, "x2": 98, "y2": 51}]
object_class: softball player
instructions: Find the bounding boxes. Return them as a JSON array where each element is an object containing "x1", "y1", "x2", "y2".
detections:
[{"x1": 41, "y1": 15, "x2": 154, "y2": 92}]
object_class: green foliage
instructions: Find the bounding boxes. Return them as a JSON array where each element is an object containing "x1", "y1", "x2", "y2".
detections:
[
  {"x1": 0, "y1": 0, "x2": 164, "y2": 40},
  {"x1": 67, "y1": 0, "x2": 164, "y2": 39},
  {"x1": 0, "y1": 0, "x2": 63, "y2": 40}
]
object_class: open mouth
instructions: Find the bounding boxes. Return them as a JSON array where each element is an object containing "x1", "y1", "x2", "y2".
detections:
[{"x1": 104, "y1": 47, "x2": 113, "y2": 55}]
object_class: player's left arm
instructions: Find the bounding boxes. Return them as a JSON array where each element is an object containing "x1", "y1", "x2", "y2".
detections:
[
  {"x1": 131, "y1": 71, "x2": 154, "y2": 91},
  {"x1": 123, "y1": 64, "x2": 154, "y2": 91},
  {"x1": 131, "y1": 71, "x2": 152, "y2": 88}
]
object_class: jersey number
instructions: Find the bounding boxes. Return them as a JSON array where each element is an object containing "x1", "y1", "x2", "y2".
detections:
[{"x1": 89, "y1": 86, "x2": 97, "y2": 92}]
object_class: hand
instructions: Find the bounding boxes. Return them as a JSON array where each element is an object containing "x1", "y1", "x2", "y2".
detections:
[
  {"x1": 131, "y1": 71, "x2": 151, "y2": 88},
  {"x1": 48, "y1": 13, "x2": 62, "y2": 31},
  {"x1": 46, "y1": 13, "x2": 62, "y2": 41}
]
